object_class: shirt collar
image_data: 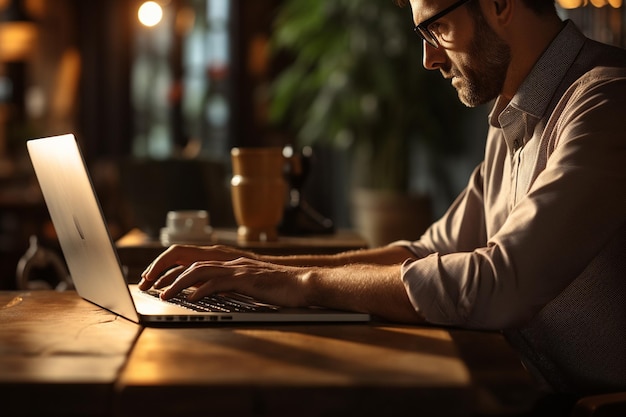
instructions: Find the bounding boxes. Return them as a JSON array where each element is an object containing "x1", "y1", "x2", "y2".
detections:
[{"x1": 489, "y1": 21, "x2": 586, "y2": 131}]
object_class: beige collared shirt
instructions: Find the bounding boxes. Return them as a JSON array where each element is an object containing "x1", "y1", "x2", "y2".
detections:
[{"x1": 396, "y1": 21, "x2": 626, "y2": 392}]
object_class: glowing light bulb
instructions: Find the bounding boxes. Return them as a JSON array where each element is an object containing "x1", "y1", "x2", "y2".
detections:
[
  {"x1": 138, "y1": 1, "x2": 163, "y2": 27},
  {"x1": 556, "y1": 0, "x2": 584, "y2": 8}
]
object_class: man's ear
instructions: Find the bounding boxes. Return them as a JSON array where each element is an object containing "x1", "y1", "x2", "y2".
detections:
[{"x1": 490, "y1": 0, "x2": 514, "y2": 23}]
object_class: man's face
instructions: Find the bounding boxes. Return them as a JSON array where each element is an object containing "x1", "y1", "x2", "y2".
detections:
[{"x1": 411, "y1": 0, "x2": 511, "y2": 107}]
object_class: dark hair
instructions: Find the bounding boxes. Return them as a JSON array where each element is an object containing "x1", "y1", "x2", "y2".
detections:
[
  {"x1": 520, "y1": 0, "x2": 557, "y2": 14},
  {"x1": 395, "y1": 0, "x2": 556, "y2": 16}
]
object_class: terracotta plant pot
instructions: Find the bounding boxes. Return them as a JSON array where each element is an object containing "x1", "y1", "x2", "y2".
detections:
[{"x1": 351, "y1": 188, "x2": 432, "y2": 247}]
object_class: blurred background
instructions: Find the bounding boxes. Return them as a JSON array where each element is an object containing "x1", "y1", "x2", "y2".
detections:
[{"x1": 0, "y1": 0, "x2": 623, "y2": 289}]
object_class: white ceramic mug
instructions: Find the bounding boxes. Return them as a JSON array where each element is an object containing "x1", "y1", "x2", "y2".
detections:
[{"x1": 165, "y1": 210, "x2": 210, "y2": 236}]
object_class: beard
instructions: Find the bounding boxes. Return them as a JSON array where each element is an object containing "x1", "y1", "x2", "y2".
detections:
[{"x1": 450, "y1": 11, "x2": 511, "y2": 107}]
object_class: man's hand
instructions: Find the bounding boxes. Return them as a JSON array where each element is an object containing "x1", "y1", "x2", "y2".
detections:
[
  {"x1": 139, "y1": 244, "x2": 256, "y2": 289},
  {"x1": 139, "y1": 246, "x2": 308, "y2": 307}
]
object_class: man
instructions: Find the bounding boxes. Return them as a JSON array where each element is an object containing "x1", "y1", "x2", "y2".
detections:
[{"x1": 139, "y1": 0, "x2": 626, "y2": 396}]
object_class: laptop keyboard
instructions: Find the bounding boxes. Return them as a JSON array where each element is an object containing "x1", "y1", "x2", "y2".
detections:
[{"x1": 144, "y1": 288, "x2": 279, "y2": 313}]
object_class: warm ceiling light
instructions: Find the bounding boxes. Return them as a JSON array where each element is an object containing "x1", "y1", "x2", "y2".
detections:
[
  {"x1": 556, "y1": 0, "x2": 586, "y2": 8},
  {"x1": 0, "y1": 21, "x2": 36, "y2": 61},
  {"x1": 0, "y1": 0, "x2": 37, "y2": 61},
  {"x1": 138, "y1": 1, "x2": 163, "y2": 27},
  {"x1": 557, "y1": 0, "x2": 622, "y2": 6}
]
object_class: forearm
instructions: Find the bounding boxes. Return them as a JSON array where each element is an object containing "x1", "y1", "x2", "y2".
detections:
[{"x1": 301, "y1": 263, "x2": 425, "y2": 323}]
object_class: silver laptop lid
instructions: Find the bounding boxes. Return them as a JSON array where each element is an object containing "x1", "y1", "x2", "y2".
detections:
[{"x1": 27, "y1": 134, "x2": 140, "y2": 323}]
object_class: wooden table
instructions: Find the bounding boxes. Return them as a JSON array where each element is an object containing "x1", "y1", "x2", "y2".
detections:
[
  {"x1": 0, "y1": 290, "x2": 140, "y2": 417},
  {"x1": 0, "y1": 290, "x2": 539, "y2": 417},
  {"x1": 116, "y1": 228, "x2": 369, "y2": 282}
]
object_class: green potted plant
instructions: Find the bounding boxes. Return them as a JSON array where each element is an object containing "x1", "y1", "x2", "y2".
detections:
[{"x1": 268, "y1": 0, "x2": 466, "y2": 245}]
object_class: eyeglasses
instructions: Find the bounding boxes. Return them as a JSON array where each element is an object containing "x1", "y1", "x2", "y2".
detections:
[{"x1": 414, "y1": 0, "x2": 473, "y2": 48}]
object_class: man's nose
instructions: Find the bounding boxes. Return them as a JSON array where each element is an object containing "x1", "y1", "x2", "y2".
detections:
[{"x1": 422, "y1": 41, "x2": 446, "y2": 70}]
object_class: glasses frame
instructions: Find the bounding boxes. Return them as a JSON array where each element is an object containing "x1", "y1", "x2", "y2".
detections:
[{"x1": 414, "y1": 0, "x2": 473, "y2": 48}]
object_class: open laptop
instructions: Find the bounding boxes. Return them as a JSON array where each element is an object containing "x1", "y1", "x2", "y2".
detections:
[{"x1": 27, "y1": 134, "x2": 370, "y2": 325}]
